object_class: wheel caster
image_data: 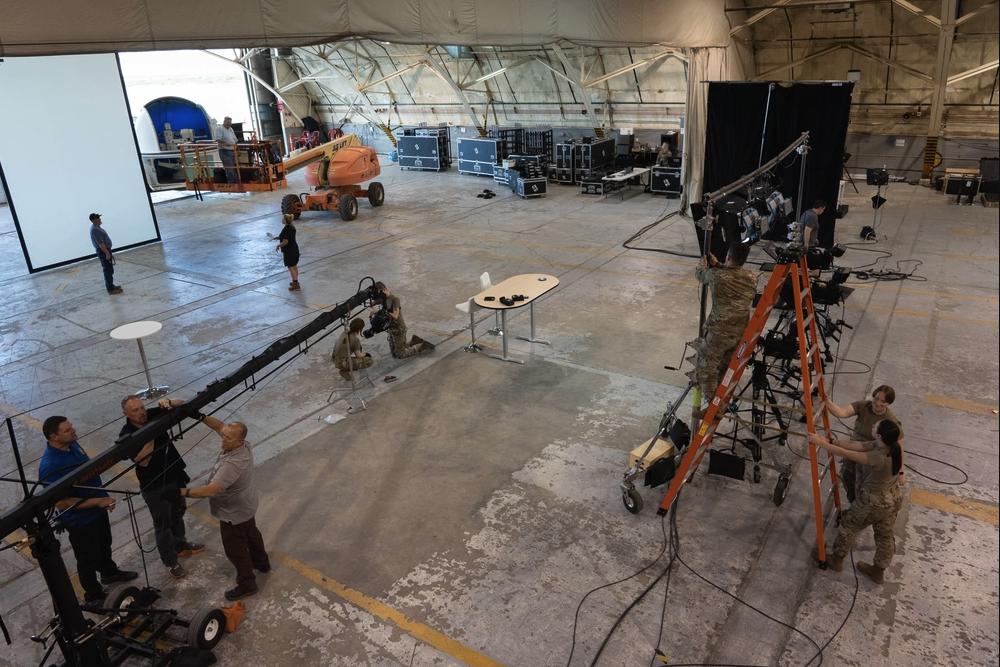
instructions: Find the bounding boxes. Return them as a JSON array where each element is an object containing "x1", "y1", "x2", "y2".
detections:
[
  {"x1": 773, "y1": 475, "x2": 789, "y2": 506},
  {"x1": 622, "y1": 487, "x2": 643, "y2": 514}
]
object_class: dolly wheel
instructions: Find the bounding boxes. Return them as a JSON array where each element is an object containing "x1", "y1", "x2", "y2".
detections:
[
  {"x1": 773, "y1": 475, "x2": 789, "y2": 506},
  {"x1": 339, "y1": 194, "x2": 359, "y2": 221},
  {"x1": 280, "y1": 194, "x2": 302, "y2": 220},
  {"x1": 187, "y1": 607, "x2": 227, "y2": 650},
  {"x1": 103, "y1": 583, "x2": 141, "y2": 617},
  {"x1": 622, "y1": 488, "x2": 643, "y2": 514},
  {"x1": 368, "y1": 181, "x2": 385, "y2": 207}
]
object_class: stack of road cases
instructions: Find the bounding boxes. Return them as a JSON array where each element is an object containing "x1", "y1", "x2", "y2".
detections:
[
  {"x1": 553, "y1": 142, "x2": 577, "y2": 184},
  {"x1": 575, "y1": 137, "x2": 615, "y2": 183},
  {"x1": 457, "y1": 137, "x2": 503, "y2": 176},
  {"x1": 397, "y1": 126, "x2": 451, "y2": 171}
]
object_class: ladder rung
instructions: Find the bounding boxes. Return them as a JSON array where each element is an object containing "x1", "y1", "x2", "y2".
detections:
[
  {"x1": 810, "y1": 373, "x2": 825, "y2": 393},
  {"x1": 808, "y1": 344, "x2": 820, "y2": 358},
  {"x1": 802, "y1": 314, "x2": 813, "y2": 329}
]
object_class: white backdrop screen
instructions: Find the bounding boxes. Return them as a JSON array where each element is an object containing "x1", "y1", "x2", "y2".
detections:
[{"x1": 0, "y1": 53, "x2": 159, "y2": 272}]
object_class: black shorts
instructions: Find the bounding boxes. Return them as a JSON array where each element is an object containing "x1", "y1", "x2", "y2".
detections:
[{"x1": 282, "y1": 251, "x2": 300, "y2": 267}]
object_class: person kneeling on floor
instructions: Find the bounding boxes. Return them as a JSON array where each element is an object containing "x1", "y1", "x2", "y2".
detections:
[
  {"x1": 334, "y1": 317, "x2": 374, "y2": 380},
  {"x1": 372, "y1": 281, "x2": 435, "y2": 358}
]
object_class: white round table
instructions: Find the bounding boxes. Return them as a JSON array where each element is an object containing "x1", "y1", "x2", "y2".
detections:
[{"x1": 110, "y1": 321, "x2": 169, "y2": 399}]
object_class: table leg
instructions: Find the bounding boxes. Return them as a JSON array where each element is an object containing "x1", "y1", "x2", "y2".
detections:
[
  {"x1": 488, "y1": 308, "x2": 523, "y2": 364},
  {"x1": 464, "y1": 308, "x2": 481, "y2": 352},
  {"x1": 516, "y1": 302, "x2": 551, "y2": 345},
  {"x1": 135, "y1": 338, "x2": 169, "y2": 399}
]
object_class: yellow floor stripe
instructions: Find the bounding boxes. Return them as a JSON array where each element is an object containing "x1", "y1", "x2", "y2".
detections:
[
  {"x1": 184, "y1": 506, "x2": 502, "y2": 665},
  {"x1": 278, "y1": 553, "x2": 504, "y2": 666},
  {"x1": 922, "y1": 394, "x2": 1000, "y2": 416},
  {"x1": 911, "y1": 488, "x2": 1000, "y2": 526}
]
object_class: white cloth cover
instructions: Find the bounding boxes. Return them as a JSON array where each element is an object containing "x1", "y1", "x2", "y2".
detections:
[{"x1": 1, "y1": 1, "x2": 729, "y2": 57}]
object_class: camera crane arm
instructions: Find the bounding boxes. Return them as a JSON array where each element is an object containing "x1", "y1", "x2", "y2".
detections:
[{"x1": 0, "y1": 280, "x2": 378, "y2": 540}]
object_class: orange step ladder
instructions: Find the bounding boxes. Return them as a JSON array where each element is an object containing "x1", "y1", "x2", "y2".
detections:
[{"x1": 657, "y1": 252, "x2": 844, "y2": 564}]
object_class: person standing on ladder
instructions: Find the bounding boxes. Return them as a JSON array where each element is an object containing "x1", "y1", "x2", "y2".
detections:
[{"x1": 687, "y1": 242, "x2": 758, "y2": 423}]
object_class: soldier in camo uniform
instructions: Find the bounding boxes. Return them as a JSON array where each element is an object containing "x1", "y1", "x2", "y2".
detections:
[
  {"x1": 687, "y1": 242, "x2": 758, "y2": 419},
  {"x1": 810, "y1": 419, "x2": 904, "y2": 584},
  {"x1": 372, "y1": 282, "x2": 434, "y2": 359}
]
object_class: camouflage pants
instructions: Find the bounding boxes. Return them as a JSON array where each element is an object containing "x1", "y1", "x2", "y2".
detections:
[
  {"x1": 692, "y1": 330, "x2": 741, "y2": 400},
  {"x1": 831, "y1": 484, "x2": 902, "y2": 569},
  {"x1": 335, "y1": 355, "x2": 373, "y2": 373},
  {"x1": 387, "y1": 324, "x2": 424, "y2": 359}
]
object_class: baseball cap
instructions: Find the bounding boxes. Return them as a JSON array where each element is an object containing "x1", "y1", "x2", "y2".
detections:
[{"x1": 88, "y1": 213, "x2": 101, "y2": 221}]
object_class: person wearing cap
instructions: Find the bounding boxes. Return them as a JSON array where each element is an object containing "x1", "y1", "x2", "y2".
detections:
[{"x1": 89, "y1": 213, "x2": 122, "y2": 295}]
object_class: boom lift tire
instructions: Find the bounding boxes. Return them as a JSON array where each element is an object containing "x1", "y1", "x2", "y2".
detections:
[
  {"x1": 368, "y1": 182, "x2": 385, "y2": 207},
  {"x1": 281, "y1": 194, "x2": 302, "y2": 219},
  {"x1": 340, "y1": 194, "x2": 359, "y2": 221}
]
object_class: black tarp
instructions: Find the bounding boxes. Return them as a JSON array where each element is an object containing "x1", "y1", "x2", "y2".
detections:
[{"x1": 701, "y1": 81, "x2": 854, "y2": 252}]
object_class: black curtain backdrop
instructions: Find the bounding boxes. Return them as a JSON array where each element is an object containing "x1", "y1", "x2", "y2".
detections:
[{"x1": 701, "y1": 81, "x2": 854, "y2": 251}]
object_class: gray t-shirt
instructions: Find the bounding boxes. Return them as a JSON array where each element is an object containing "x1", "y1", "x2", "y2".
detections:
[
  {"x1": 798, "y1": 209, "x2": 820, "y2": 247},
  {"x1": 90, "y1": 225, "x2": 113, "y2": 253},
  {"x1": 209, "y1": 442, "x2": 259, "y2": 524},
  {"x1": 862, "y1": 443, "x2": 897, "y2": 496}
]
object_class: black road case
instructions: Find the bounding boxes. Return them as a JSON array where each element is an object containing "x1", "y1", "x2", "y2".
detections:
[
  {"x1": 398, "y1": 135, "x2": 446, "y2": 171},
  {"x1": 650, "y1": 166, "x2": 682, "y2": 197}
]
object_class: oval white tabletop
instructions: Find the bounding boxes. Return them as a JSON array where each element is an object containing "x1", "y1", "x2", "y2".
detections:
[
  {"x1": 474, "y1": 274, "x2": 559, "y2": 310},
  {"x1": 110, "y1": 321, "x2": 163, "y2": 341}
]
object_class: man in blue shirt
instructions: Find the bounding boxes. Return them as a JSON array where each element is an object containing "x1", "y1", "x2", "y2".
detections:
[
  {"x1": 39, "y1": 416, "x2": 136, "y2": 603},
  {"x1": 88, "y1": 213, "x2": 123, "y2": 295}
]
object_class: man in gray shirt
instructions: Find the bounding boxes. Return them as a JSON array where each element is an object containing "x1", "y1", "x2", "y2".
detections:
[
  {"x1": 89, "y1": 213, "x2": 123, "y2": 294},
  {"x1": 796, "y1": 199, "x2": 826, "y2": 248},
  {"x1": 180, "y1": 413, "x2": 270, "y2": 601}
]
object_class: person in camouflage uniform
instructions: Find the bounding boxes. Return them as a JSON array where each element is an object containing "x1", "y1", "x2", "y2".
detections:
[
  {"x1": 826, "y1": 385, "x2": 903, "y2": 503},
  {"x1": 372, "y1": 282, "x2": 434, "y2": 359},
  {"x1": 810, "y1": 419, "x2": 904, "y2": 584},
  {"x1": 687, "y1": 242, "x2": 758, "y2": 408}
]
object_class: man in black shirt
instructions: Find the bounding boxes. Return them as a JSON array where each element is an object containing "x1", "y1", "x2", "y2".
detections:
[{"x1": 120, "y1": 395, "x2": 204, "y2": 578}]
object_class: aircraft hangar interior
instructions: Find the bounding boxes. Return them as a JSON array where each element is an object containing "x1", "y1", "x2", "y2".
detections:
[{"x1": 0, "y1": 2, "x2": 998, "y2": 665}]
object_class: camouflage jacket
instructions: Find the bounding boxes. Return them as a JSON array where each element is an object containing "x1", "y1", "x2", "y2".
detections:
[{"x1": 697, "y1": 265, "x2": 758, "y2": 333}]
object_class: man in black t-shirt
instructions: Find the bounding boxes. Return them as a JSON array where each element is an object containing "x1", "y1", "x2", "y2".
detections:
[{"x1": 120, "y1": 395, "x2": 204, "y2": 578}]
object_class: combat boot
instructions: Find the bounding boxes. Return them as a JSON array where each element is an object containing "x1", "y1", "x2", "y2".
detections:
[{"x1": 857, "y1": 561, "x2": 884, "y2": 584}]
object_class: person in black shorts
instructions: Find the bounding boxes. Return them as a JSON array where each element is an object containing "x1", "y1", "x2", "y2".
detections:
[{"x1": 277, "y1": 213, "x2": 300, "y2": 291}]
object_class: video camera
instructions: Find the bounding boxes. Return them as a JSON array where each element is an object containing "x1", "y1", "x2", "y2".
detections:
[
  {"x1": 363, "y1": 309, "x2": 390, "y2": 339},
  {"x1": 362, "y1": 283, "x2": 389, "y2": 338}
]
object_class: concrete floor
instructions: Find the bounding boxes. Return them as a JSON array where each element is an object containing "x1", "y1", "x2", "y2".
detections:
[{"x1": 1, "y1": 166, "x2": 997, "y2": 666}]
